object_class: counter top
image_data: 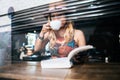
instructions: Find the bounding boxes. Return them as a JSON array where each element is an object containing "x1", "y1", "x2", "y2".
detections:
[{"x1": 0, "y1": 61, "x2": 120, "y2": 80}]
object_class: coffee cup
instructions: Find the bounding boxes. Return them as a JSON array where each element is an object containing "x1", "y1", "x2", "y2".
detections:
[{"x1": 50, "y1": 20, "x2": 61, "y2": 30}]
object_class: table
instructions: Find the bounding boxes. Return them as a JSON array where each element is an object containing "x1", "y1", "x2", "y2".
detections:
[{"x1": 0, "y1": 61, "x2": 120, "y2": 80}]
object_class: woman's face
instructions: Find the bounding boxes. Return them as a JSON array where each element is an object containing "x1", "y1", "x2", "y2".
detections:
[
  {"x1": 49, "y1": 2, "x2": 67, "y2": 28},
  {"x1": 50, "y1": 12, "x2": 67, "y2": 27}
]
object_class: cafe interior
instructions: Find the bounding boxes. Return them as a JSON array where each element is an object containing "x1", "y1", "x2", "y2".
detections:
[{"x1": 0, "y1": 0, "x2": 120, "y2": 80}]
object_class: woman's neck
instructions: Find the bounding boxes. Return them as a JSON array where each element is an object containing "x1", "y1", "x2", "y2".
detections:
[
  {"x1": 55, "y1": 28, "x2": 65, "y2": 38},
  {"x1": 54, "y1": 28, "x2": 66, "y2": 42}
]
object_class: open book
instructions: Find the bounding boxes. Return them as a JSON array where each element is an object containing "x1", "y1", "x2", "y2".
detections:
[{"x1": 41, "y1": 45, "x2": 94, "y2": 68}]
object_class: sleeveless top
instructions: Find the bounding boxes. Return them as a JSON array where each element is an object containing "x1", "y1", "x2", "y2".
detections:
[{"x1": 49, "y1": 31, "x2": 78, "y2": 57}]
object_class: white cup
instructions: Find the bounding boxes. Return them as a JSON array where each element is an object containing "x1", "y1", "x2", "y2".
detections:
[{"x1": 50, "y1": 20, "x2": 61, "y2": 30}]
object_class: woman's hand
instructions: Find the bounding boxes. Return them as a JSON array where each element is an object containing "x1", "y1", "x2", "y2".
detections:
[{"x1": 40, "y1": 23, "x2": 51, "y2": 36}]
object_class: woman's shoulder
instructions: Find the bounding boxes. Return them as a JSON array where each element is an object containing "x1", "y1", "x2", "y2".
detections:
[
  {"x1": 74, "y1": 29, "x2": 86, "y2": 46},
  {"x1": 74, "y1": 29, "x2": 84, "y2": 35}
]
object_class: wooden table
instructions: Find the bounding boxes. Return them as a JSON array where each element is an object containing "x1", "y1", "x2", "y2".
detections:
[{"x1": 0, "y1": 61, "x2": 120, "y2": 80}]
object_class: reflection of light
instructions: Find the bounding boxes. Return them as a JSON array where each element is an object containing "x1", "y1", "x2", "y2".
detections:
[
  {"x1": 34, "y1": 30, "x2": 36, "y2": 33},
  {"x1": 29, "y1": 17, "x2": 35, "y2": 20},
  {"x1": 88, "y1": 0, "x2": 96, "y2": 1},
  {"x1": 119, "y1": 33, "x2": 120, "y2": 43},
  {"x1": 89, "y1": 4, "x2": 98, "y2": 8},
  {"x1": 82, "y1": 0, "x2": 96, "y2": 3}
]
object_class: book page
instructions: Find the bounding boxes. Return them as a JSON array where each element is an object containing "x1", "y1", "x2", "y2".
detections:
[
  {"x1": 41, "y1": 57, "x2": 73, "y2": 68},
  {"x1": 67, "y1": 45, "x2": 94, "y2": 60}
]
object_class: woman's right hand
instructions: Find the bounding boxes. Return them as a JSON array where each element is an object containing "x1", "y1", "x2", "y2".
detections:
[{"x1": 40, "y1": 23, "x2": 51, "y2": 36}]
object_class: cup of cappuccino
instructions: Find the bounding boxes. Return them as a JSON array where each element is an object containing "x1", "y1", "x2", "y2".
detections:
[{"x1": 50, "y1": 20, "x2": 61, "y2": 30}]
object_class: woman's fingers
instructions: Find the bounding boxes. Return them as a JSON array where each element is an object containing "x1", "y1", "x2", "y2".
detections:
[{"x1": 41, "y1": 23, "x2": 51, "y2": 33}]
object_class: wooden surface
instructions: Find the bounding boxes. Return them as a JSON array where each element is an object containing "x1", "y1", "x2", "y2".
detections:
[{"x1": 0, "y1": 61, "x2": 120, "y2": 80}]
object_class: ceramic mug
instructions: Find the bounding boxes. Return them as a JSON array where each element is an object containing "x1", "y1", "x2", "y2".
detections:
[{"x1": 50, "y1": 20, "x2": 61, "y2": 30}]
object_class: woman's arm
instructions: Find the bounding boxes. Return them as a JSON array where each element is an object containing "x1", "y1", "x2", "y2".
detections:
[
  {"x1": 74, "y1": 29, "x2": 86, "y2": 46},
  {"x1": 34, "y1": 32, "x2": 49, "y2": 52},
  {"x1": 34, "y1": 22, "x2": 51, "y2": 52}
]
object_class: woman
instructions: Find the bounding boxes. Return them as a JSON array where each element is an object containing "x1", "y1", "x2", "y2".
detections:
[{"x1": 29, "y1": 1, "x2": 86, "y2": 59}]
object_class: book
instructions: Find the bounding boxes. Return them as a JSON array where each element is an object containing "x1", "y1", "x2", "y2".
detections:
[{"x1": 41, "y1": 45, "x2": 94, "y2": 68}]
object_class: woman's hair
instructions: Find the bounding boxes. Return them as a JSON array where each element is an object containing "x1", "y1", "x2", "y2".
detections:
[
  {"x1": 49, "y1": 21, "x2": 74, "y2": 48},
  {"x1": 47, "y1": 0, "x2": 74, "y2": 48}
]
